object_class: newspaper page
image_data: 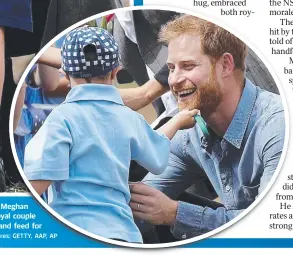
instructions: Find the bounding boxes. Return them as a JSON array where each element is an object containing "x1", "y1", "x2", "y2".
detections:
[{"x1": 0, "y1": 0, "x2": 293, "y2": 254}]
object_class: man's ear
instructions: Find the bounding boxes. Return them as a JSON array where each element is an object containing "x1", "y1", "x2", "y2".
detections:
[
  {"x1": 220, "y1": 53, "x2": 235, "y2": 78},
  {"x1": 110, "y1": 66, "x2": 122, "y2": 80}
]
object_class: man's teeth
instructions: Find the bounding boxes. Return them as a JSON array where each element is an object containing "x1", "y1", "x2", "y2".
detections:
[{"x1": 178, "y1": 89, "x2": 195, "y2": 96}]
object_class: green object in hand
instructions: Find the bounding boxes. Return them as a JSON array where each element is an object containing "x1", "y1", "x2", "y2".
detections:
[{"x1": 194, "y1": 114, "x2": 209, "y2": 137}]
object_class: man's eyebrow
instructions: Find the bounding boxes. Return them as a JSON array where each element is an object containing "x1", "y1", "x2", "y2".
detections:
[
  {"x1": 166, "y1": 60, "x2": 200, "y2": 65},
  {"x1": 181, "y1": 60, "x2": 200, "y2": 64}
]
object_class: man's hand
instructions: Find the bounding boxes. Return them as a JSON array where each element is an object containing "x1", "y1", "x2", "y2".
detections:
[{"x1": 129, "y1": 182, "x2": 178, "y2": 226}]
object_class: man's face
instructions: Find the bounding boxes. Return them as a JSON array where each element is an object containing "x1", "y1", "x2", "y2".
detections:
[{"x1": 167, "y1": 34, "x2": 223, "y2": 113}]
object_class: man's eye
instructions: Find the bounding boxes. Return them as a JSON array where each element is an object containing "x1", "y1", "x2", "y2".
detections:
[
  {"x1": 183, "y1": 64, "x2": 195, "y2": 70},
  {"x1": 168, "y1": 67, "x2": 175, "y2": 73}
]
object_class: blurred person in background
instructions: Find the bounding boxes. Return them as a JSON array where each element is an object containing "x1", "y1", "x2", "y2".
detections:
[
  {"x1": 41, "y1": 0, "x2": 128, "y2": 46},
  {"x1": 0, "y1": 0, "x2": 51, "y2": 191},
  {"x1": 13, "y1": 63, "x2": 69, "y2": 168}
]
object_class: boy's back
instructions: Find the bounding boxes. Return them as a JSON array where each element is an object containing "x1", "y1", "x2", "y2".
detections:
[{"x1": 25, "y1": 83, "x2": 170, "y2": 242}]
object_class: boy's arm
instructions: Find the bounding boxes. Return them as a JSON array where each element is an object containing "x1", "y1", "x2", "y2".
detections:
[
  {"x1": 30, "y1": 180, "x2": 52, "y2": 196},
  {"x1": 157, "y1": 109, "x2": 198, "y2": 140},
  {"x1": 131, "y1": 114, "x2": 170, "y2": 175},
  {"x1": 0, "y1": 27, "x2": 5, "y2": 104},
  {"x1": 131, "y1": 110, "x2": 197, "y2": 175}
]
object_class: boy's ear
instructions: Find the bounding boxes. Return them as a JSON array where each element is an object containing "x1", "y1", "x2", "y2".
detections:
[{"x1": 110, "y1": 66, "x2": 122, "y2": 80}]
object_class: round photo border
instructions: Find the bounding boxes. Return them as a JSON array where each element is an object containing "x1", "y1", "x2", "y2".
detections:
[{"x1": 9, "y1": 5, "x2": 290, "y2": 249}]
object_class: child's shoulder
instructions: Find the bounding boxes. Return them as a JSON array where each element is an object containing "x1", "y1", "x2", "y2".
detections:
[
  {"x1": 121, "y1": 106, "x2": 146, "y2": 121},
  {"x1": 46, "y1": 103, "x2": 72, "y2": 123}
]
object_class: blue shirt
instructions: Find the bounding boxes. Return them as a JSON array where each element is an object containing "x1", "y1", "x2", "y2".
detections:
[
  {"x1": 0, "y1": 0, "x2": 32, "y2": 31},
  {"x1": 15, "y1": 86, "x2": 45, "y2": 167},
  {"x1": 15, "y1": 64, "x2": 66, "y2": 167},
  {"x1": 144, "y1": 79, "x2": 285, "y2": 239},
  {"x1": 14, "y1": 86, "x2": 62, "y2": 167},
  {"x1": 24, "y1": 84, "x2": 170, "y2": 243}
]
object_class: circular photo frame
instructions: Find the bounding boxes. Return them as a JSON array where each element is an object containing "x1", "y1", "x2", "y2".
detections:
[{"x1": 10, "y1": 5, "x2": 289, "y2": 249}]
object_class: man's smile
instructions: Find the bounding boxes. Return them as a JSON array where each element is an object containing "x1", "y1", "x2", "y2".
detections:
[{"x1": 175, "y1": 87, "x2": 197, "y2": 101}]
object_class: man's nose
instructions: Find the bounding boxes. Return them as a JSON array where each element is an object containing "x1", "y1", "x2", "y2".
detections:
[{"x1": 168, "y1": 71, "x2": 186, "y2": 88}]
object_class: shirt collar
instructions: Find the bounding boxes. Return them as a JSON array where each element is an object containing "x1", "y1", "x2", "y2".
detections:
[
  {"x1": 63, "y1": 84, "x2": 124, "y2": 106},
  {"x1": 223, "y1": 78, "x2": 257, "y2": 149}
]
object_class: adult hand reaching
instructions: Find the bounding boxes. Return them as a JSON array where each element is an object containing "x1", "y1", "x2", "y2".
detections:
[{"x1": 129, "y1": 182, "x2": 178, "y2": 226}]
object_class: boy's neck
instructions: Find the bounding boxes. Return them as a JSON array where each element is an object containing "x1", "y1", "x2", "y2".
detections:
[{"x1": 70, "y1": 77, "x2": 114, "y2": 88}]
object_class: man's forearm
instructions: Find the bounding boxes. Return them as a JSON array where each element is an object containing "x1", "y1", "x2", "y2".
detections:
[
  {"x1": 45, "y1": 76, "x2": 70, "y2": 97},
  {"x1": 38, "y1": 47, "x2": 61, "y2": 69},
  {"x1": 36, "y1": 64, "x2": 60, "y2": 92},
  {"x1": 119, "y1": 79, "x2": 169, "y2": 111},
  {"x1": 12, "y1": 55, "x2": 35, "y2": 84}
]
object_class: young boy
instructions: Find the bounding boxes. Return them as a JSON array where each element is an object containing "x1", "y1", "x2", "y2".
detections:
[{"x1": 24, "y1": 27, "x2": 197, "y2": 243}]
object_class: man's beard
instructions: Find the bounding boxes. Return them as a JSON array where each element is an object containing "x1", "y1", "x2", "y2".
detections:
[{"x1": 177, "y1": 67, "x2": 223, "y2": 114}]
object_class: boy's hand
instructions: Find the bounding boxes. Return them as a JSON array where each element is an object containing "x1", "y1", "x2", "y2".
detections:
[
  {"x1": 173, "y1": 109, "x2": 199, "y2": 130},
  {"x1": 157, "y1": 109, "x2": 199, "y2": 140}
]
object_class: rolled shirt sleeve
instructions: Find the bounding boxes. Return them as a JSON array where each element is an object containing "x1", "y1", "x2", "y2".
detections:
[
  {"x1": 172, "y1": 202, "x2": 243, "y2": 239},
  {"x1": 24, "y1": 110, "x2": 73, "y2": 181}
]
